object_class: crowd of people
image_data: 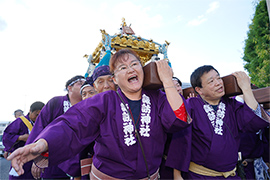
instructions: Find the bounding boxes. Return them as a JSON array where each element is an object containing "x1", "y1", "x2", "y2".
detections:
[{"x1": 2, "y1": 48, "x2": 270, "y2": 180}]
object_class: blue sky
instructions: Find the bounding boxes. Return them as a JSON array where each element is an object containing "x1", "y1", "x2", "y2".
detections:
[{"x1": 0, "y1": 0, "x2": 255, "y2": 122}]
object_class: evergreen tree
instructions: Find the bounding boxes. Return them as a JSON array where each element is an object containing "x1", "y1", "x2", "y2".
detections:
[{"x1": 243, "y1": 0, "x2": 270, "y2": 87}]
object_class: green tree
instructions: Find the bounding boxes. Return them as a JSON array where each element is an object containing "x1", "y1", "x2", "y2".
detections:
[{"x1": 243, "y1": 0, "x2": 270, "y2": 87}]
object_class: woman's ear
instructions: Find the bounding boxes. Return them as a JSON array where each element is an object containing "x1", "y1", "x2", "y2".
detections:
[{"x1": 112, "y1": 76, "x2": 118, "y2": 85}]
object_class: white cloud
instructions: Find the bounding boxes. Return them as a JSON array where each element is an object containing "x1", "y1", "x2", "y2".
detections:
[
  {"x1": 187, "y1": 1, "x2": 220, "y2": 26},
  {"x1": 111, "y1": 1, "x2": 163, "y2": 32},
  {"x1": 188, "y1": 15, "x2": 207, "y2": 26},
  {"x1": 176, "y1": 15, "x2": 183, "y2": 22},
  {"x1": 0, "y1": 16, "x2": 7, "y2": 31},
  {"x1": 206, "y1": 1, "x2": 220, "y2": 14}
]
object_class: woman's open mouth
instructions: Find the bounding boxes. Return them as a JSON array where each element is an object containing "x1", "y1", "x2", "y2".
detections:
[{"x1": 128, "y1": 75, "x2": 138, "y2": 83}]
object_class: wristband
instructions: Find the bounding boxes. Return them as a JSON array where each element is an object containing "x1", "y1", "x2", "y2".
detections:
[{"x1": 164, "y1": 86, "x2": 175, "y2": 89}]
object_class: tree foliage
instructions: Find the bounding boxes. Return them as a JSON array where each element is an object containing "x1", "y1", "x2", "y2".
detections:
[{"x1": 243, "y1": 0, "x2": 270, "y2": 87}]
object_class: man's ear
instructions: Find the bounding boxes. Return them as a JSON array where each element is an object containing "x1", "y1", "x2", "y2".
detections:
[
  {"x1": 195, "y1": 86, "x2": 202, "y2": 95},
  {"x1": 112, "y1": 76, "x2": 118, "y2": 85},
  {"x1": 67, "y1": 85, "x2": 72, "y2": 92}
]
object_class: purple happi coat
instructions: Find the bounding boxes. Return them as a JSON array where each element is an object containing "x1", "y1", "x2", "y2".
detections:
[
  {"x1": 3, "y1": 114, "x2": 34, "y2": 179},
  {"x1": 239, "y1": 113, "x2": 270, "y2": 179},
  {"x1": 159, "y1": 133, "x2": 174, "y2": 179},
  {"x1": 262, "y1": 126, "x2": 269, "y2": 163},
  {"x1": 26, "y1": 95, "x2": 71, "y2": 179},
  {"x1": 262, "y1": 111, "x2": 270, "y2": 164},
  {"x1": 166, "y1": 96, "x2": 269, "y2": 179},
  {"x1": 238, "y1": 130, "x2": 266, "y2": 179},
  {"x1": 33, "y1": 88, "x2": 190, "y2": 179}
]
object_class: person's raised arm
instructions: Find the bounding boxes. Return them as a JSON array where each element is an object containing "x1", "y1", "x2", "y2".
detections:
[
  {"x1": 156, "y1": 60, "x2": 183, "y2": 110},
  {"x1": 232, "y1": 71, "x2": 258, "y2": 110},
  {"x1": 7, "y1": 139, "x2": 48, "y2": 175}
]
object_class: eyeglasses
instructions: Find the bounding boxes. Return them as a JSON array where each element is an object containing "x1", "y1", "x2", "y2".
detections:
[{"x1": 114, "y1": 60, "x2": 141, "y2": 74}]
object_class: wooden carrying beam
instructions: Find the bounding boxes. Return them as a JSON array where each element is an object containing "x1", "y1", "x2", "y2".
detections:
[
  {"x1": 142, "y1": 62, "x2": 163, "y2": 90},
  {"x1": 252, "y1": 87, "x2": 270, "y2": 104},
  {"x1": 183, "y1": 87, "x2": 197, "y2": 99},
  {"x1": 183, "y1": 75, "x2": 270, "y2": 105}
]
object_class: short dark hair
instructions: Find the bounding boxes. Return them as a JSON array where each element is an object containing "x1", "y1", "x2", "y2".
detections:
[
  {"x1": 172, "y1": 77, "x2": 182, "y2": 86},
  {"x1": 14, "y1": 109, "x2": 23, "y2": 115},
  {"x1": 65, "y1": 75, "x2": 85, "y2": 90},
  {"x1": 190, "y1": 65, "x2": 219, "y2": 89},
  {"x1": 30, "y1": 101, "x2": 45, "y2": 112}
]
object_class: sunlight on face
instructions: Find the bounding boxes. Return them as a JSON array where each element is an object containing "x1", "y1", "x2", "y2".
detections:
[
  {"x1": 112, "y1": 54, "x2": 144, "y2": 98},
  {"x1": 198, "y1": 69, "x2": 225, "y2": 104}
]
